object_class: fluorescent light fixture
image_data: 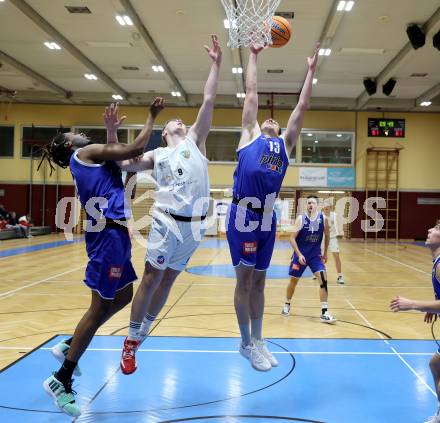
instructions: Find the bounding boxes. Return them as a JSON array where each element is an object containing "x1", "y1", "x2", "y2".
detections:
[
  {"x1": 44, "y1": 42, "x2": 61, "y2": 50},
  {"x1": 314, "y1": 140, "x2": 319, "y2": 144},
  {"x1": 420, "y1": 101, "x2": 432, "y2": 107},
  {"x1": 112, "y1": 94, "x2": 123, "y2": 100},
  {"x1": 116, "y1": 15, "x2": 126, "y2": 25},
  {"x1": 152, "y1": 65, "x2": 165, "y2": 72},
  {"x1": 307, "y1": 133, "x2": 313, "y2": 137},
  {"x1": 171, "y1": 91, "x2": 181, "y2": 97},
  {"x1": 345, "y1": 1, "x2": 355, "y2": 11},
  {"x1": 325, "y1": 48, "x2": 332, "y2": 56},
  {"x1": 337, "y1": 134, "x2": 342, "y2": 137},
  {"x1": 123, "y1": 15, "x2": 133, "y2": 25},
  {"x1": 232, "y1": 67, "x2": 243, "y2": 74},
  {"x1": 236, "y1": 93, "x2": 246, "y2": 98},
  {"x1": 313, "y1": 78, "x2": 318, "y2": 85},
  {"x1": 84, "y1": 73, "x2": 98, "y2": 80},
  {"x1": 319, "y1": 49, "x2": 325, "y2": 56},
  {"x1": 337, "y1": 1, "x2": 346, "y2": 11},
  {"x1": 318, "y1": 190, "x2": 346, "y2": 194}
]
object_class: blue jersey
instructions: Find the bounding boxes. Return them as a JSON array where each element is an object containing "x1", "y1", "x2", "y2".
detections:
[
  {"x1": 432, "y1": 256, "x2": 440, "y2": 300},
  {"x1": 70, "y1": 150, "x2": 128, "y2": 221},
  {"x1": 233, "y1": 134, "x2": 288, "y2": 206},
  {"x1": 296, "y1": 213, "x2": 325, "y2": 258}
]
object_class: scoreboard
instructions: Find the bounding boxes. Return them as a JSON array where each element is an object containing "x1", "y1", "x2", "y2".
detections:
[{"x1": 368, "y1": 118, "x2": 405, "y2": 138}]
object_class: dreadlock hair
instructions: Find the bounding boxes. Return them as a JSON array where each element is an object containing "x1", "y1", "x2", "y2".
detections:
[{"x1": 37, "y1": 132, "x2": 72, "y2": 175}]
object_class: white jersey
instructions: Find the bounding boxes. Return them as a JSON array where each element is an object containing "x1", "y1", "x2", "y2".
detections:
[
  {"x1": 327, "y1": 212, "x2": 339, "y2": 238},
  {"x1": 152, "y1": 136, "x2": 209, "y2": 217}
]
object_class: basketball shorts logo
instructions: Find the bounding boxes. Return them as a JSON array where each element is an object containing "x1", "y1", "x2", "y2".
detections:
[
  {"x1": 109, "y1": 266, "x2": 123, "y2": 279},
  {"x1": 157, "y1": 255, "x2": 165, "y2": 265},
  {"x1": 291, "y1": 263, "x2": 300, "y2": 270},
  {"x1": 242, "y1": 241, "x2": 257, "y2": 255}
]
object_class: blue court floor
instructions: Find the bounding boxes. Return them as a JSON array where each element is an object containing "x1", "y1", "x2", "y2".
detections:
[{"x1": 0, "y1": 335, "x2": 438, "y2": 422}]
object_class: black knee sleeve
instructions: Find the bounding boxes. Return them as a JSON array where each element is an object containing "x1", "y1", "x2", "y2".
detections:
[{"x1": 319, "y1": 271, "x2": 328, "y2": 292}]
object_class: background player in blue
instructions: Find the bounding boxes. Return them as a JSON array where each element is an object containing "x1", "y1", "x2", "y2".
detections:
[
  {"x1": 390, "y1": 221, "x2": 440, "y2": 423},
  {"x1": 226, "y1": 42, "x2": 320, "y2": 371},
  {"x1": 41, "y1": 98, "x2": 164, "y2": 416},
  {"x1": 282, "y1": 195, "x2": 336, "y2": 323}
]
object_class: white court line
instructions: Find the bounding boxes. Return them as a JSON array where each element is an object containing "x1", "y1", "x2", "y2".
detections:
[
  {"x1": 0, "y1": 264, "x2": 86, "y2": 300},
  {"x1": 190, "y1": 283, "x2": 431, "y2": 289},
  {"x1": 364, "y1": 248, "x2": 430, "y2": 276},
  {"x1": 0, "y1": 346, "x2": 432, "y2": 356},
  {"x1": 346, "y1": 298, "x2": 436, "y2": 397}
]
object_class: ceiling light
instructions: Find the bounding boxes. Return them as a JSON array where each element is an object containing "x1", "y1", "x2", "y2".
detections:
[
  {"x1": 313, "y1": 78, "x2": 318, "y2": 85},
  {"x1": 319, "y1": 49, "x2": 325, "y2": 56},
  {"x1": 44, "y1": 42, "x2": 61, "y2": 50},
  {"x1": 224, "y1": 19, "x2": 230, "y2": 29},
  {"x1": 116, "y1": 15, "x2": 126, "y2": 26},
  {"x1": 420, "y1": 101, "x2": 432, "y2": 107},
  {"x1": 337, "y1": 134, "x2": 342, "y2": 138},
  {"x1": 307, "y1": 133, "x2": 313, "y2": 137},
  {"x1": 324, "y1": 48, "x2": 332, "y2": 56},
  {"x1": 232, "y1": 67, "x2": 243, "y2": 74},
  {"x1": 314, "y1": 140, "x2": 319, "y2": 144},
  {"x1": 337, "y1": 1, "x2": 346, "y2": 11},
  {"x1": 152, "y1": 65, "x2": 165, "y2": 72},
  {"x1": 236, "y1": 93, "x2": 246, "y2": 98},
  {"x1": 345, "y1": 1, "x2": 355, "y2": 11},
  {"x1": 318, "y1": 190, "x2": 346, "y2": 194},
  {"x1": 84, "y1": 73, "x2": 98, "y2": 80},
  {"x1": 112, "y1": 94, "x2": 123, "y2": 100},
  {"x1": 171, "y1": 91, "x2": 181, "y2": 97},
  {"x1": 123, "y1": 15, "x2": 133, "y2": 25}
]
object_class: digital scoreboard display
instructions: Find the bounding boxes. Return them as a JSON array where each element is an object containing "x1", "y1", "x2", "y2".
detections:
[{"x1": 368, "y1": 118, "x2": 405, "y2": 138}]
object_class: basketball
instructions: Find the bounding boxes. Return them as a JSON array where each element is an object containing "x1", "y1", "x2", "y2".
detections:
[{"x1": 270, "y1": 16, "x2": 291, "y2": 48}]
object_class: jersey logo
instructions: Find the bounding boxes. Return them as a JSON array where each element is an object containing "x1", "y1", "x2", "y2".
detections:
[
  {"x1": 292, "y1": 263, "x2": 300, "y2": 270},
  {"x1": 157, "y1": 255, "x2": 165, "y2": 265},
  {"x1": 242, "y1": 241, "x2": 257, "y2": 255},
  {"x1": 180, "y1": 150, "x2": 190, "y2": 159},
  {"x1": 108, "y1": 266, "x2": 123, "y2": 279},
  {"x1": 259, "y1": 154, "x2": 283, "y2": 174}
]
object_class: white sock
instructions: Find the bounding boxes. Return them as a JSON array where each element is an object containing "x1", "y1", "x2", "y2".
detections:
[
  {"x1": 321, "y1": 302, "x2": 328, "y2": 314},
  {"x1": 128, "y1": 321, "x2": 141, "y2": 341},
  {"x1": 338, "y1": 273, "x2": 343, "y2": 277},
  {"x1": 139, "y1": 313, "x2": 156, "y2": 337},
  {"x1": 285, "y1": 299, "x2": 291, "y2": 304}
]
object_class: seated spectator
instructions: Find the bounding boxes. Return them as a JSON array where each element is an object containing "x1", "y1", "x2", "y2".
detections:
[
  {"x1": 0, "y1": 204, "x2": 10, "y2": 221},
  {"x1": 6, "y1": 211, "x2": 27, "y2": 238},
  {"x1": 18, "y1": 214, "x2": 33, "y2": 238}
]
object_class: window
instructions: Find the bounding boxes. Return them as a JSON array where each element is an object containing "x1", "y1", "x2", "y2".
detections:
[
  {"x1": 74, "y1": 127, "x2": 128, "y2": 144},
  {"x1": 0, "y1": 125, "x2": 14, "y2": 157},
  {"x1": 300, "y1": 131, "x2": 353, "y2": 165},
  {"x1": 206, "y1": 129, "x2": 241, "y2": 162},
  {"x1": 22, "y1": 126, "x2": 70, "y2": 158}
]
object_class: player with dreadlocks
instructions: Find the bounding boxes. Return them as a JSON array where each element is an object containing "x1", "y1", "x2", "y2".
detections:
[
  {"x1": 390, "y1": 220, "x2": 440, "y2": 423},
  {"x1": 42, "y1": 98, "x2": 164, "y2": 417}
]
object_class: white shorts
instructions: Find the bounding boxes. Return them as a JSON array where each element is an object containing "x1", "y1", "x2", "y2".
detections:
[
  {"x1": 145, "y1": 213, "x2": 205, "y2": 271},
  {"x1": 328, "y1": 237, "x2": 340, "y2": 253}
]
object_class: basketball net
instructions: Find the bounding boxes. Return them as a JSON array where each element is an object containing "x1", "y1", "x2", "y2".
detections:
[
  {"x1": 221, "y1": 0, "x2": 281, "y2": 48},
  {"x1": 0, "y1": 89, "x2": 16, "y2": 121}
]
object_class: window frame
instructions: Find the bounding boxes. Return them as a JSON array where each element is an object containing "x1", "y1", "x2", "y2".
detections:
[
  {"x1": 0, "y1": 124, "x2": 15, "y2": 158},
  {"x1": 21, "y1": 124, "x2": 71, "y2": 159}
]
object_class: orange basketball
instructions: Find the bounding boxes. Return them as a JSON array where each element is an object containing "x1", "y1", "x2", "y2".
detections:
[{"x1": 270, "y1": 16, "x2": 292, "y2": 48}]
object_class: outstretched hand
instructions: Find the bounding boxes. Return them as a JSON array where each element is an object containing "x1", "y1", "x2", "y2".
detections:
[
  {"x1": 250, "y1": 43, "x2": 266, "y2": 55},
  {"x1": 150, "y1": 97, "x2": 164, "y2": 118},
  {"x1": 204, "y1": 34, "x2": 222, "y2": 65},
  {"x1": 390, "y1": 295, "x2": 414, "y2": 312},
  {"x1": 307, "y1": 42, "x2": 320, "y2": 72},
  {"x1": 103, "y1": 103, "x2": 126, "y2": 132}
]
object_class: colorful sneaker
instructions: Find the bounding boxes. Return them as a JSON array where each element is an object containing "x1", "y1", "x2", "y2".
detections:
[
  {"x1": 43, "y1": 373, "x2": 81, "y2": 417},
  {"x1": 320, "y1": 311, "x2": 337, "y2": 324},
  {"x1": 424, "y1": 414, "x2": 440, "y2": 423},
  {"x1": 120, "y1": 338, "x2": 140, "y2": 375},
  {"x1": 239, "y1": 342, "x2": 271, "y2": 371},
  {"x1": 51, "y1": 340, "x2": 81, "y2": 376},
  {"x1": 281, "y1": 302, "x2": 291, "y2": 316},
  {"x1": 336, "y1": 275, "x2": 345, "y2": 284},
  {"x1": 253, "y1": 338, "x2": 278, "y2": 367}
]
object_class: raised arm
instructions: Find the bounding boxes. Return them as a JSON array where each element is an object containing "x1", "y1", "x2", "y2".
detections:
[
  {"x1": 104, "y1": 103, "x2": 126, "y2": 144},
  {"x1": 188, "y1": 35, "x2": 222, "y2": 156},
  {"x1": 80, "y1": 97, "x2": 164, "y2": 163},
  {"x1": 239, "y1": 44, "x2": 265, "y2": 148},
  {"x1": 283, "y1": 43, "x2": 320, "y2": 155}
]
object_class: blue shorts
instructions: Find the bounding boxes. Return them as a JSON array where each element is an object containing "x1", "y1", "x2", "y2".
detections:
[
  {"x1": 226, "y1": 203, "x2": 276, "y2": 271},
  {"x1": 84, "y1": 227, "x2": 137, "y2": 300},
  {"x1": 289, "y1": 253, "x2": 326, "y2": 278}
]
